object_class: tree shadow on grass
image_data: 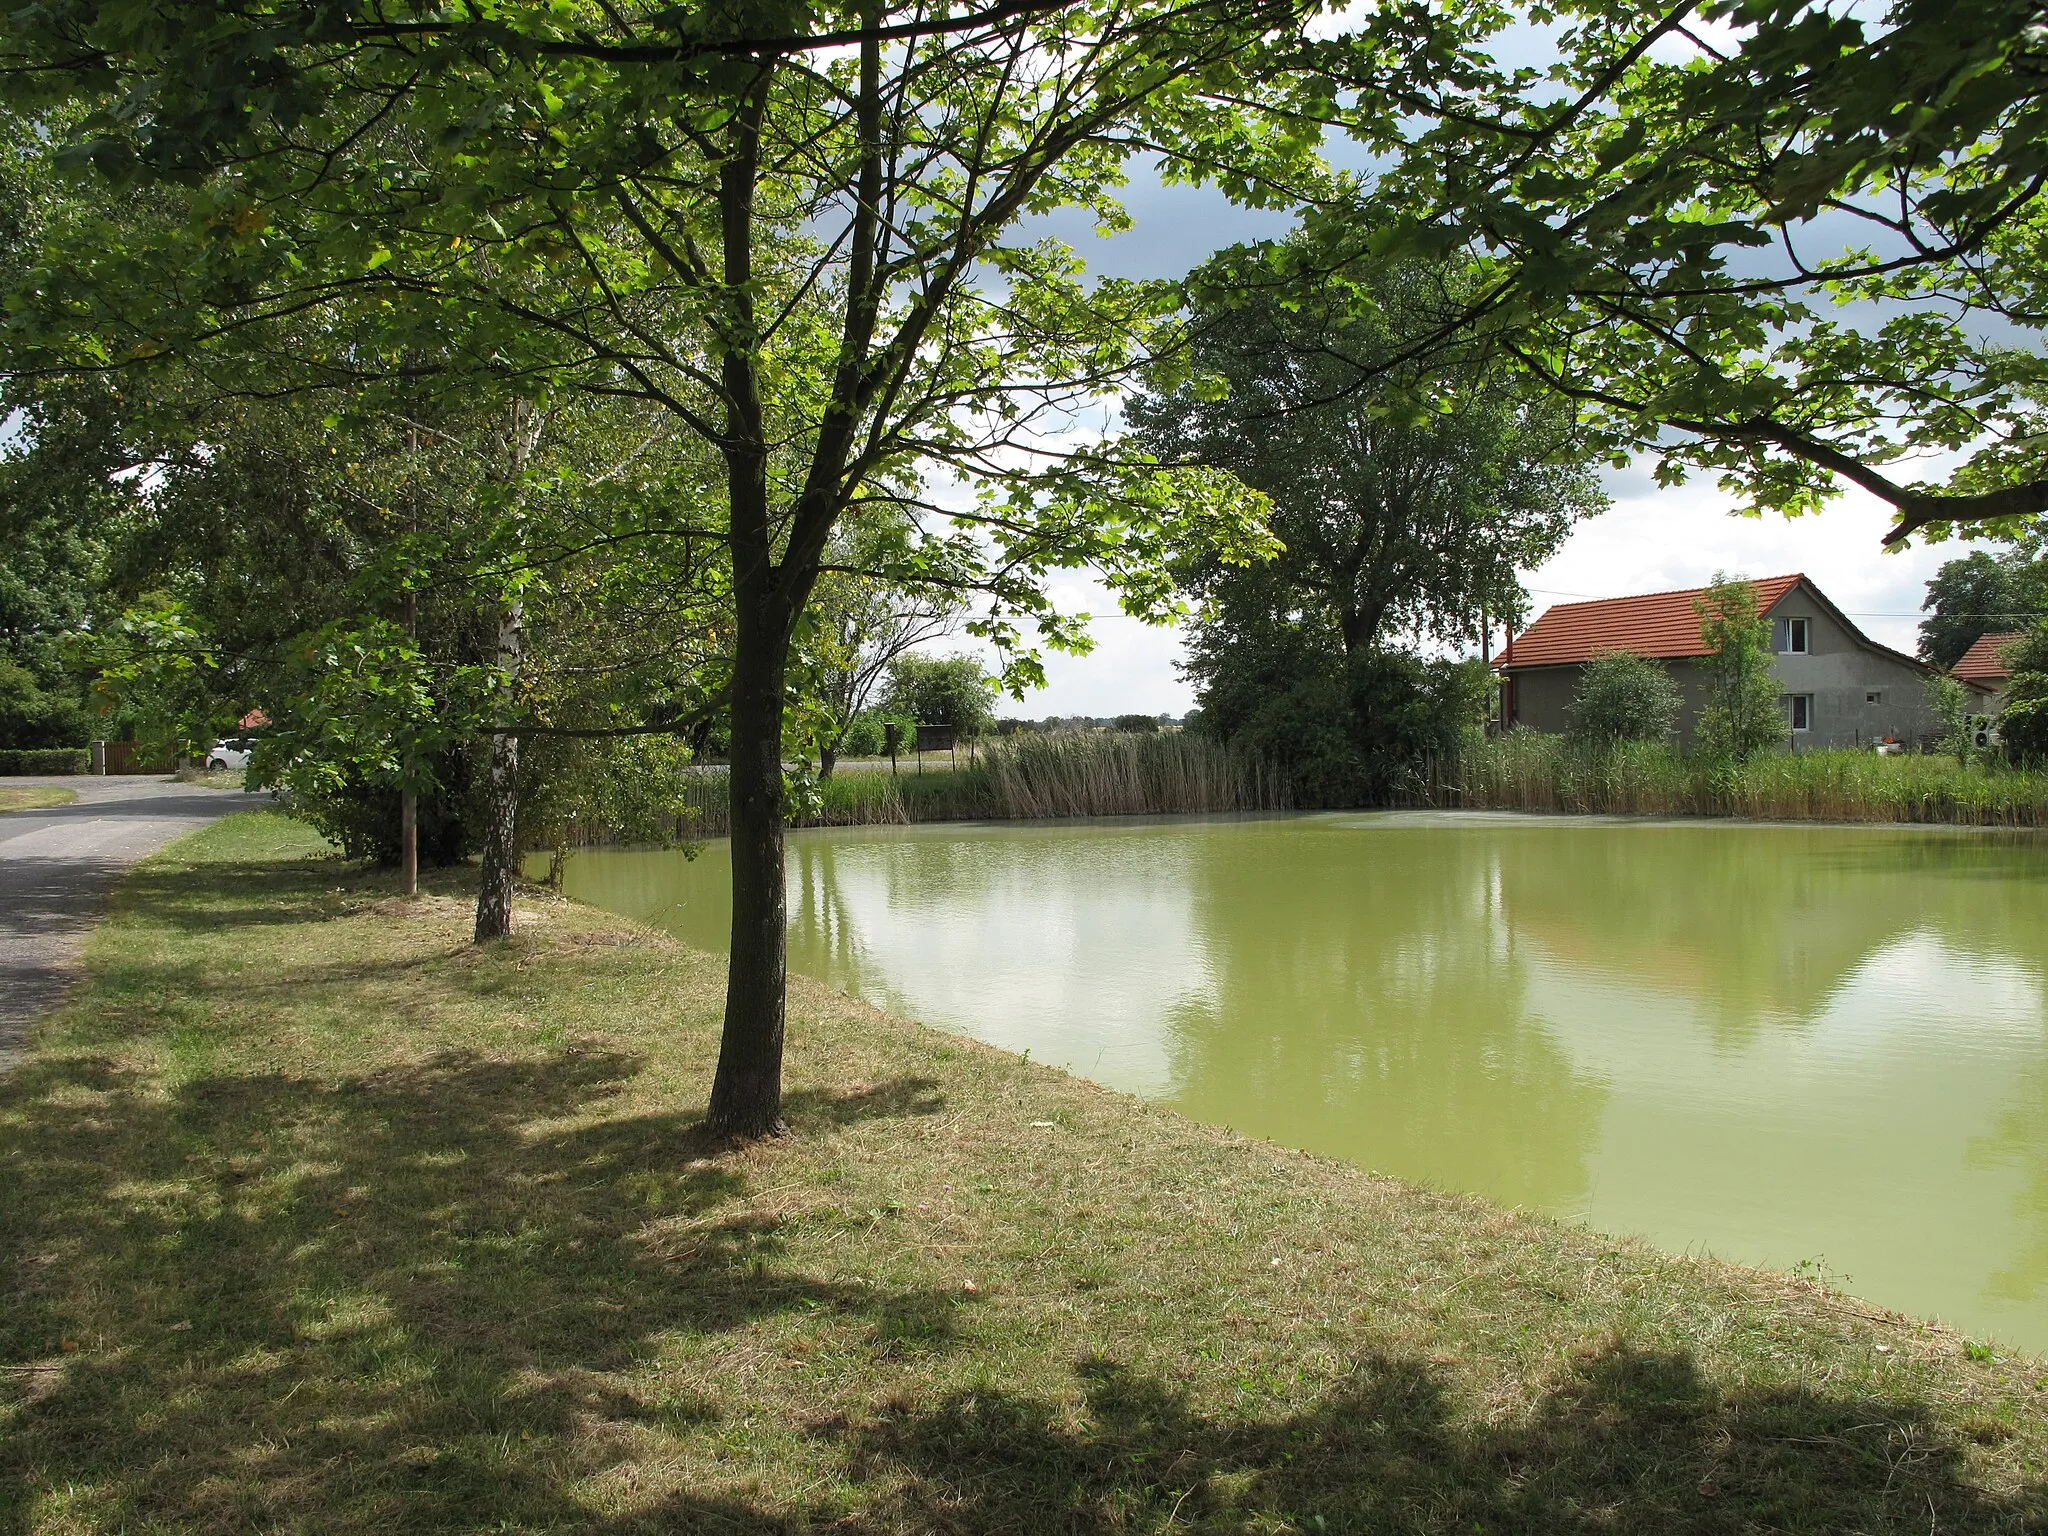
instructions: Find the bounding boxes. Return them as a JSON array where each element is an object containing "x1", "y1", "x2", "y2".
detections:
[
  {"x1": 108, "y1": 855, "x2": 383, "y2": 930},
  {"x1": 2, "y1": 1039, "x2": 2040, "y2": 1532},
  {"x1": 844, "y1": 1349, "x2": 2047, "y2": 1534},
  {"x1": 0, "y1": 1048, "x2": 951, "y2": 1533}
]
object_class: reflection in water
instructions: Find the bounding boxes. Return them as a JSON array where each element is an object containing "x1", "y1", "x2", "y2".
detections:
[{"x1": 548, "y1": 813, "x2": 2048, "y2": 1352}]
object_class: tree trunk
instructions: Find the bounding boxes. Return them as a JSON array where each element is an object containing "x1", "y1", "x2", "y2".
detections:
[
  {"x1": 473, "y1": 731, "x2": 520, "y2": 940},
  {"x1": 706, "y1": 605, "x2": 791, "y2": 1138},
  {"x1": 819, "y1": 741, "x2": 838, "y2": 780},
  {"x1": 475, "y1": 598, "x2": 525, "y2": 942},
  {"x1": 400, "y1": 791, "x2": 418, "y2": 896}
]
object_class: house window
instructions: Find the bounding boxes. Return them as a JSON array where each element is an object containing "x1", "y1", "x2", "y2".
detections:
[
  {"x1": 1788, "y1": 694, "x2": 1813, "y2": 732},
  {"x1": 1777, "y1": 617, "x2": 1811, "y2": 654}
]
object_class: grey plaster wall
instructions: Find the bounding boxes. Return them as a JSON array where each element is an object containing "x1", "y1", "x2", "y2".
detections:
[
  {"x1": 1762, "y1": 590, "x2": 1940, "y2": 749},
  {"x1": 1502, "y1": 582, "x2": 1942, "y2": 750}
]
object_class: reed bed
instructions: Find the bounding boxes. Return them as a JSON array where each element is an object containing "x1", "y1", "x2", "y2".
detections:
[
  {"x1": 649, "y1": 731, "x2": 1286, "y2": 840},
  {"x1": 977, "y1": 729, "x2": 1286, "y2": 819},
  {"x1": 1458, "y1": 731, "x2": 2048, "y2": 826}
]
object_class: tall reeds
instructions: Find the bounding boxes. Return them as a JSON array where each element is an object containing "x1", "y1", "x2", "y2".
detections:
[
  {"x1": 656, "y1": 731, "x2": 1286, "y2": 839},
  {"x1": 976, "y1": 730, "x2": 1286, "y2": 819},
  {"x1": 1457, "y1": 731, "x2": 2048, "y2": 826}
]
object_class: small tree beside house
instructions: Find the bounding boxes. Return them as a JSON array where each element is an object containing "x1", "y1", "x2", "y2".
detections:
[
  {"x1": 1694, "y1": 576, "x2": 1787, "y2": 760},
  {"x1": 1566, "y1": 650, "x2": 1680, "y2": 749}
]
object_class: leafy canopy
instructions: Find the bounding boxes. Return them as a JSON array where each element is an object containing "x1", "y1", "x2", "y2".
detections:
[
  {"x1": 1917, "y1": 550, "x2": 2048, "y2": 670},
  {"x1": 1131, "y1": 253, "x2": 1602, "y2": 666},
  {"x1": 1268, "y1": 0, "x2": 2048, "y2": 545}
]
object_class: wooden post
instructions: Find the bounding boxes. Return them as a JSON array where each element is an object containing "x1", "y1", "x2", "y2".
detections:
[
  {"x1": 401, "y1": 584, "x2": 419, "y2": 896},
  {"x1": 400, "y1": 789, "x2": 419, "y2": 896}
]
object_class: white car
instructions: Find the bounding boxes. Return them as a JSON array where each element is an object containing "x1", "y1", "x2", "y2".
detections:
[{"x1": 205, "y1": 737, "x2": 255, "y2": 771}]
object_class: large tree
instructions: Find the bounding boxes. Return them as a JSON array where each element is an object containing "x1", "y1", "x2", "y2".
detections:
[
  {"x1": 2, "y1": 0, "x2": 1453, "y2": 1133},
  {"x1": 1918, "y1": 549, "x2": 2048, "y2": 669},
  {"x1": 1129, "y1": 255, "x2": 1601, "y2": 660}
]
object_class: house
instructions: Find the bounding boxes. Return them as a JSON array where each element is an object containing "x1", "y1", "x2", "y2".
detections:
[
  {"x1": 1951, "y1": 632, "x2": 2023, "y2": 712},
  {"x1": 1496, "y1": 574, "x2": 1943, "y2": 749}
]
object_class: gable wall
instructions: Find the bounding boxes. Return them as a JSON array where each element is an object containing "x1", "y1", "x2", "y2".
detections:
[
  {"x1": 1761, "y1": 586, "x2": 1940, "y2": 748},
  {"x1": 1503, "y1": 582, "x2": 1945, "y2": 749}
]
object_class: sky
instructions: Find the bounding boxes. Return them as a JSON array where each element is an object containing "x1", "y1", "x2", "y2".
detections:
[{"x1": 964, "y1": 165, "x2": 1964, "y2": 720}]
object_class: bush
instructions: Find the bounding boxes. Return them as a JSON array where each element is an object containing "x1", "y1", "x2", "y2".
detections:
[
  {"x1": 280, "y1": 747, "x2": 480, "y2": 866},
  {"x1": 1999, "y1": 625, "x2": 2048, "y2": 765},
  {"x1": 1205, "y1": 641, "x2": 1478, "y2": 808},
  {"x1": 1567, "y1": 649, "x2": 1679, "y2": 748},
  {"x1": 519, "y1": 734, "x2": 705, "y2": 877},
  {"x1": 0, "y1": 657, "x2": 92, "y2": 751},
  {"x1": 0, "y1": 746, "x2": 90, "y2": 775},
  {"x1": 1113, "y1": 713, "x2": 1161, "y2": 734},
  {"x1": 1922, "y1": 673, "x2": 1974, "y2": 766},
  {"x1": 838, "y1": 711, "x2": 889, "y2": 758}
]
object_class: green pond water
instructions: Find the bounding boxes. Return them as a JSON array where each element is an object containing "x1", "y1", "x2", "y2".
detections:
[{"x1": 545, "y1": 812, "x2": 2048, "y2": 1354}]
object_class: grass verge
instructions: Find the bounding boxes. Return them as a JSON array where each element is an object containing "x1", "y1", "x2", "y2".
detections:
[
  {"x1": 0, "y1": 784, "x2": 77, "y2": 813},
  {"x1": 3, "y1": 810, "x2": 2044, "y2": 1533},
  {"x1": 171, "y1": 766, "x2": 249, "y2": 792}
]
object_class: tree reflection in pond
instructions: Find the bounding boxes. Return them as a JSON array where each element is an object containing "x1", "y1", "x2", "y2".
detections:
[{"x1": 551, "y1": 813, "x2": 2048, "y2": 1352}]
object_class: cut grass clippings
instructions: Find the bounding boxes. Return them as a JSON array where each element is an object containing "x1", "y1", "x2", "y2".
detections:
[
  {"x1": 0, "y1": 784, "x2": 77, "y2": 813},
  {"x1": 2, "y1": 809, "x2": 2045, "y2": 1534}
]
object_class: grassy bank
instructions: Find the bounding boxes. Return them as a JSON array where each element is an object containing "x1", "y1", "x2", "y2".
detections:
[
  {"x1": 0, "y1": 784, "x2": 77, "y2": 813},
  {"x1": 1458, "y1": 732, "x2": 2048, "y2": 826},
  {"x1": 2, "y1": 811, "x2": 2044, "y2": 1531}
]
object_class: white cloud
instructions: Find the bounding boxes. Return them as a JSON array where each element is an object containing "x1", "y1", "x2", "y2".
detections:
[{"x1": 1531, "y1": 471, "x2": 1953, "y2": 656}]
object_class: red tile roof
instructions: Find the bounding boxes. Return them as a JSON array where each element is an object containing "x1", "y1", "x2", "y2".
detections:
[
  {"x1": 1500, "y1": 575, "x2": 1805, "y2": 670},
  {"x1": 1952, "y1": 632, "x2": 2024, "y2": 684}
]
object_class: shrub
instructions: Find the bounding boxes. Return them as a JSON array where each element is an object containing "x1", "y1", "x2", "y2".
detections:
[
  {"x1": 1567, "y1": 650, "x2": 1679, "y2": 748},
  {"x1": 882, "y1": 653, "x2": 995, "y2": 737},
  {"x1": 1995, "y1": 626, "x2": 2048, "y2": 765},
  {"x1": 519, "y1": 734, "x2": 706, "y2": 870},
  {"x1": 840, "y1": 711, "x2": 889, "y2": 758},
  {"x1": 1922, "y1": 673, "x2": 1974, "y2": 766},
  {"x1": 280, "y1": 747, "x2": 479, "y2": 865},
  {"x1": 1113, "y1": 713, "x2": 1161, "y2": 734},
  {"x1": 0, "y1": 746, "x2": 90, "y2": 775},
  {"x1": 0, "y1": 657, "x2": 92, "y2": 752},
  {"x1": 1208, "y1": 644, "x2": 1477, "y2": 808}
]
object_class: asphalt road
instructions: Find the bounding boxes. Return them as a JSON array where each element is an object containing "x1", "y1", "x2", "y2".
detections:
[{"x1": 0, "y1": 776, "x2": 245, "y2": 1072}]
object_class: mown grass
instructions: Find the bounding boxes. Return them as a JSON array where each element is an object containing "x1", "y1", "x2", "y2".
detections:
[
  {"x1": 3, "y1": 810, "x2": 2046, "y2": 1534},
  {"x1": 0, "y1": 784, "x2": 77, "y2": 813},
  {"x1": 1459, "y1": 731, "x2": 2048, "y2": 825}
]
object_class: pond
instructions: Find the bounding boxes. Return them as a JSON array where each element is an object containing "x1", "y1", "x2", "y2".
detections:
[{"x1": 546, "y1": 812, "x2": 2048, "y2": 1354}]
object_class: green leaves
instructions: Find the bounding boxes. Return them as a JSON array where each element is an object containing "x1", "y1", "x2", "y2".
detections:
[{"x1": 1323, "y1": 0, "x2": 2048, "y2": 543}]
